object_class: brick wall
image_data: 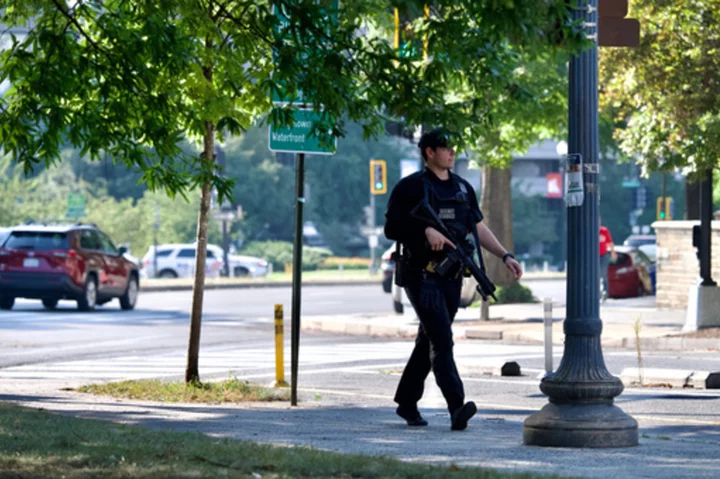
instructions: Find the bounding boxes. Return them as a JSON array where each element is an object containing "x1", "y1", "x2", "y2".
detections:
[{"x1": 654, "y1": 221, "x2": 720, "y2": 310}]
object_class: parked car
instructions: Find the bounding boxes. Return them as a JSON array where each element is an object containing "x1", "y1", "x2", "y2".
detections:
[
  {"x1": 141, "y1": 244, "x2": 224, "y2": 279},
  {"x1": 0, "y1": 224, "x2": 140, "y2": 311},
  {"x1": 623, "y1": 234, "x2": 657, "y2": 263},
  {"x1": 383, "y1": 242, "x2": 480, "y2": 313},
  {"x1": 623, "y1": 234, "x2": 656, "y2": 248},
  {"x1": 380, "y1": 244, "x2": 395, "y2": 293},
  {"x1": 205, "y1": 244, "x2": 269, "y2": 278},
  {"x1": 608, "y1": 246, "x2": 656, "y2": 299}
]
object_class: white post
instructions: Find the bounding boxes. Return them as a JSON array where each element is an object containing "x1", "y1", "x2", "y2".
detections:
[{"x1": 543, "y1": 297, "x2": 553, "y2": 375}]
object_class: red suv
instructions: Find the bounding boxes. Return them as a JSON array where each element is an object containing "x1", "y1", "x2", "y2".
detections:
[{"x1": 0, "y1": 224, "x2": 140, "y2": 311}]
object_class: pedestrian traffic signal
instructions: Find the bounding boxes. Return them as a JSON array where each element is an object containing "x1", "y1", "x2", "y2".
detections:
[
  {"x1": 370, "y1": 159, "x2": 387, "y2": 195},
  {"x1": 598, "y1": 0, "x2": 640, "y2": 47},
  {"x1": 656, "y1": 196, "x2": 674, "y2": 221}
]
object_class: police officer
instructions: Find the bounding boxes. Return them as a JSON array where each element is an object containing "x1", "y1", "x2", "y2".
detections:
[{"x1": 384, "y1": 128, "x2": 523, "y2": 430}]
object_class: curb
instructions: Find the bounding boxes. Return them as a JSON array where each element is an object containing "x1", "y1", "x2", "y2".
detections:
[
  {"x1": 137, "y1": 272, "x2": 560, "y2": 293},
  {"x1": 300, "y1": 316, "x2": 720, "y2": 353},
  {"x1": 605, "y1": 336, "x2": 720, "y2": 352},
  {"x1": 140, "y1": 279, "x2": 381, "y2": 292},
  {"x1": 619, "y1": 367, "x2": 720, "y2": 389}
]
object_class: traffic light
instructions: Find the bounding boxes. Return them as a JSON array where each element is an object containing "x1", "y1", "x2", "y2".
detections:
[
  {"x1": 598, "y1": 0, "x2": 640, "y2": 47},
  {"x1": 656, "y1": 196, "x2": 674, "y2": 221},
  {"x1": 393, "y1": 5, "x2": 429, "y2": 60},
  {"x1": 666, "y1": 197, "x2": 674, "y2": 220},
  {"x1": 370, "y1": 159, "x2": 387, "y2": 195}
]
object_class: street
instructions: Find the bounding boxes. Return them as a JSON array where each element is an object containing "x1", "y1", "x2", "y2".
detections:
[{"x1": 2, "y1": 282, "x2": 720, "y2": 431}]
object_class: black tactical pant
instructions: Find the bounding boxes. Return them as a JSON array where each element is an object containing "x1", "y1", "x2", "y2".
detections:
[{"x1": 394, "y1": 274, "x2": 464, "y2": 413}]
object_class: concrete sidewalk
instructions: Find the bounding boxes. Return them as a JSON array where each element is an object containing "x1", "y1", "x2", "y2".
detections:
[
  {"x1": 3, "y1": 379, "x2": 719, "y2": 479},
  {"x1": 302, "y1": 297, "x2": 718, "y2": 352}
]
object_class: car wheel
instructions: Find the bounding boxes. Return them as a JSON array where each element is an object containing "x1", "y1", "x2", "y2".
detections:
[
  {"x1": 42, "y1": 299, "x2": 58, "y2": 310},
  {"x1": 158, "y1": 269, "x2": 178, "y2": 279},
  {"x1": 234, "y1": 266, "x2": 250, "y2": 278},
  {"x1": 120, "y1": 275, "x2": 139, "y2": 311},
  {"x1": 393, "y1": 299, "x2": 403, "y2": 314},
  {"x1": 382, "y1": 275, "x2": 392, "y2": 293},
  {"x1": 0, "y1": 296, "x2": 14, "y2": 310},
  {"x1": 77, "y1": 276, "x2": 98, "y2": 312}
]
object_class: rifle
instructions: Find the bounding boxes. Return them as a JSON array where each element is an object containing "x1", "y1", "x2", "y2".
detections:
[{"x1": 410, "y1": 200, "x2": 497, "y2": 302}]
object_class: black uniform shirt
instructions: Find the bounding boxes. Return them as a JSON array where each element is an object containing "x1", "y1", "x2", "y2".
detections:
[{"x1": 384, "y1": 168, "x2": 483, "y2": 269}]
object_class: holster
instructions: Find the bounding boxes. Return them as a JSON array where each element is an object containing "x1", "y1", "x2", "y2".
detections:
[{"x1": 391, "y1": 243, "x2": 409, "y2": 287}]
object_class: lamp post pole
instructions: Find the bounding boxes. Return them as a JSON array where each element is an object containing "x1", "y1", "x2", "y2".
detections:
[{"x1": 523, "y1": 0, "x2": 638, "y2": 448}]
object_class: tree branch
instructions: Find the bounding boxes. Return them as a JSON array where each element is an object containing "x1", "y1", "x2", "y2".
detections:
[{"x1": 49, "y1": 0, "x2": 112, "y2": 61}]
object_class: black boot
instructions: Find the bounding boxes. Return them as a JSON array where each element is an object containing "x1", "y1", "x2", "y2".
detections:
[
  {"x1": 450, "y1": 401, "x2": 477, "y2": 431},
  {"x1": 396, "y1": 405, "x2": 428, "y2": 426}
]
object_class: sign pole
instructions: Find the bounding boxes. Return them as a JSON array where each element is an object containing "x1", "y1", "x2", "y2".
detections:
[
  {"x1": 290, "y1": 152, "x2": 305, "y2": 406},
  {"x1": 369, "y1": 192, "x2": 377, "y2": 275}
]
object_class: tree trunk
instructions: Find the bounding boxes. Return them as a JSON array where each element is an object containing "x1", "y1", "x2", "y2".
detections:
[
  {"x1": 685, "y1": 177, "x2": 701, "y2": 220},
  {"x1": 479, "y1": 166, "x2": 515, "y2": 320},
  {"x1": 185, "y1": 122, "x2": 214, "y2": 385}
]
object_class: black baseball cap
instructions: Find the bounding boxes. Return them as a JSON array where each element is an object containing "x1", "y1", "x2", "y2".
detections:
[{"x1": 418, "y1": 128, "x2": 454, "y2": 151}]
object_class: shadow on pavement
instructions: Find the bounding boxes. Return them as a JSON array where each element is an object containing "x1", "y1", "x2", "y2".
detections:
[{"x1": 4, "y1": 390, "x2": 720, "y2": 479}]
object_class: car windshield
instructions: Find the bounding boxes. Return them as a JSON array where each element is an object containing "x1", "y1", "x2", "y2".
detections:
[
  {"x1": 4, "y1": 231, "x2": 69, "y2": 250},
  {"x1": 624, "y1": 236, "x2": 656, "y2": 247},
  {"x1": 0, "y1": 231, "x2": 8, "y2": 246}
]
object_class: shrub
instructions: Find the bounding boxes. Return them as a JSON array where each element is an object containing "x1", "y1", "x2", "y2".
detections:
[
  {"x1": 495, "y1": 282, "x2": 537, "y2": 304},
  {"x1": 318, "y1": 257, "x2": 372, "y2": 270}
]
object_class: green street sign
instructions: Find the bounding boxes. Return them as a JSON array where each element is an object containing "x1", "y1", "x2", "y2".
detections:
[
  {"x1": 66, "y1": 193, "x2": 86, "y2": 218},
  {"x1": 269, "y1": 109, "x2": 337, "y2": 155},
  {"x1": 272, "y1": 83, "x2": 305, "y2": 106}
]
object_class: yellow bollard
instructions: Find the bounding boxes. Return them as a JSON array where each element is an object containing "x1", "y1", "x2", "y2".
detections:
[{"x1": 272, "y1": 304, "x2": 289, "y2": 388}]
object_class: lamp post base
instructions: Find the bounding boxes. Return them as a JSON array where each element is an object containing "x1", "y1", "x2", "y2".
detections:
[{"x1": 524, "y1": 401, "x2": 638, "y2": 448}]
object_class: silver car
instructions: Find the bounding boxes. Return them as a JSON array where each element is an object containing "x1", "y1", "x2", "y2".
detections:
[{"x1": 206, "y1": 245, "x2": 270, "y2": 278}]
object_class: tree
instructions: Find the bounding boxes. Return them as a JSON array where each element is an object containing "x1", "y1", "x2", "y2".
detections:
[
  {"x1": 472, "y1": 51, "x2": 572, "y2": 323},
  {"x1": 600, "y1": 1, "x2": 720, "y2": 189},
  {"x1": 0, "y1": 1, "x2": 584, "y2": 384}
]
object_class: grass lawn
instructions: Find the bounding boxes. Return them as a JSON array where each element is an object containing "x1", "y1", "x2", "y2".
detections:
[
  {"x1": 0, "y1": 401, "x2": 569, "y2": 479},
  {"x1": 76, "y1": 377, "x2": 290, "y2": 403}
]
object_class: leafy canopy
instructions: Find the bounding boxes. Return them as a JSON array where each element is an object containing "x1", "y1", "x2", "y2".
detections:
[
  {"x1": 600, "y1": 0, "x2": 720, "y2": 176},
  {"x1": 0, "y1": 0, "x2": 584, "y2": 196}
]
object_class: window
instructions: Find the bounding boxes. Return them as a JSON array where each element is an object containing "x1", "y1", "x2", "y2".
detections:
[
  {"x1": 5, "y1": 232, "x2": 69, "y2": 250},
  {"x1": 98, "y1": 232, "x2": 118, "y2": 255},
  {"x1": 175, "y1": 248, "x2": 215, "y2": 259},
  {"x1": 177, "y1": 248, "x2": 196, "y2": 258},
  {"x1": 79, "y1": 230, "x2": 102, "y2": 250},
  {"x1": 155, "y1": 249, "x2": 173, "y2": 258}
]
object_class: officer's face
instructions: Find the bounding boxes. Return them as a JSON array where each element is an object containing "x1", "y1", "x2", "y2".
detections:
[{"x1": 427, "y1": 146, "x2": 455, "y2": 170}]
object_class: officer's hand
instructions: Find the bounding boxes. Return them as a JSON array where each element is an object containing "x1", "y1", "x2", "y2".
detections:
[
  {"x1": 425, "y1": 227, "x2": 455, "y2": 251},
  {"x1": 505, "y1": 257, "x2": 523, "y2": 280}
]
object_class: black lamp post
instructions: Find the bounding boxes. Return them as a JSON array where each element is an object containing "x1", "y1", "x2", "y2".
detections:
[{"x1": 523, "y1": 0, "x2": 638, "y2": 447}]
